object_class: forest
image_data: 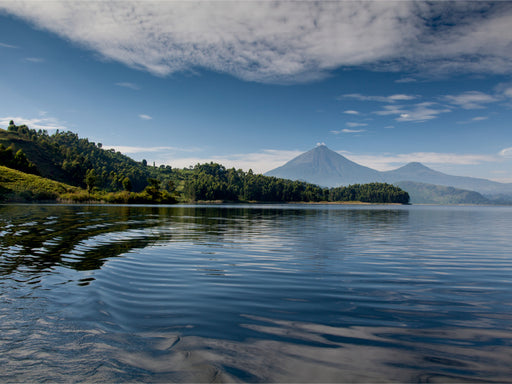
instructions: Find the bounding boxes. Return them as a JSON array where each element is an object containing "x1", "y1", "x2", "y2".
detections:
[{"x1": 0, "y1": 121, "x2": 409, "y2": 204}]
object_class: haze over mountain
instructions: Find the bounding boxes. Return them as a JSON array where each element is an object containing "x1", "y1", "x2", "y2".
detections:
[{"x1": 265, "y1": 145, "x2": 512, "y2": 198}]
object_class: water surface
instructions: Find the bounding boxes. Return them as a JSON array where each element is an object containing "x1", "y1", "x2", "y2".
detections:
[{"x1": 1, "y1": 204, "x2": 511, "y2": 382}]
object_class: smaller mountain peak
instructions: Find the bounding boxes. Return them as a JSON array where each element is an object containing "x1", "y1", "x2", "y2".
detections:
[{"x1": 403, "y1": 161, "x2": 428, "y2": 169}]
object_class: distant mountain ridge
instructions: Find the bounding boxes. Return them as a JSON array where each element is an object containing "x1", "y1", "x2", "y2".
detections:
[
  {"x1": 396, "y1": 181, "x2": 491, "y2": 205},
  {"x1": 382, "y1": 162, "x2": 511, "y2": 195},
  {"x1": 265, "y1": 145, "x2": 512, "y2": 198}
]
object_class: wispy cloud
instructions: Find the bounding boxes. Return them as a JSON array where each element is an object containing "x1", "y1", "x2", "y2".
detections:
[
  {"x1": 166, "y1": 147, "x2": 503, "y2": 174},
  {"x1": 331, "y1": 128, "x2": 366, "y2": 134},
  {"x1": 104, "y1": 145, "x2": 199, "y2": 154},
  {"x1": 0, "y1": 42, "x2": 19, "y2": 49},
  {"x1": 24, "y1": 57, "x2": 45, "y2": 63},
  {"x1": 138, "y1": 114, "x2": 152, "y2": 120},
  {"x1": 346, "y1": 122, "x2": 367, "y2": 128},
  {"x1": 343, "y1": 110, "x2": 360, "y2": 115},
  {"x1": 499, "y1": 147, "x2": 512, "y2": 158},
  {"x1": 395, "y1": 77, "x2": 416, "y2": 83},
  {"x1": 115, "y1": 82, "x2": 140, "y2": 90},
  {"x1": 444, "y1": 91, "x2": 498, "y2": 109},
  {"x1": 1, "y1": 2, "x2": 512, "y2": 83},
  {"x1": 103, "y1": 143, "x2": 512, "y2": 175},
  {"x1": 158, "y1": 149, "x2": 304, "y2": 174},
  {"x1": 457, "y1": 116, "x2": 489, "y2": 124},
  {"x1": 375, "y1": 102, "x2": 451, "y2": 122},
  {"x1": 0, "y1": 116, "x2": 67, "y2": 131},
  {"x1": 341, "y1": 93, "x2": 418, "y2": 103},
  {"x1": 338, "y1": 151, "x2": 498, "y2": 171},
  {"x1": 343, "y1": 129, "x2": 366, "y2": 133}
]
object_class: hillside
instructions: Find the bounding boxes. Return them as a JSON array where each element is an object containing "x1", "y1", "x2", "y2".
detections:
[
  {"x1": 0, "y1": 121, "x2": 150, "y2": 191},
  {"x1": 396, "y1": 181, "x2": 491, "y2": 205},
  {"x1": 0, "y1": 165, "x2": 79, "y2": 201}
]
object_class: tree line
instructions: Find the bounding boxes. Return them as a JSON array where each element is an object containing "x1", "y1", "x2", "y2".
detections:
[
  {"x1": 1, "y1": 121, "x2": 409, "y2": 204},
  {"x1": 171, "y1": 162, "x2": 409, "y2": 204}
]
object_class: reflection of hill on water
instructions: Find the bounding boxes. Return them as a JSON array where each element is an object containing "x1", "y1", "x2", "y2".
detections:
[
  {"x1": 0, "y1": 205, "x2": 173, "y2": 276},
  {"x1": 0, "y1": 204, "x2": 410, "y2": 276}
]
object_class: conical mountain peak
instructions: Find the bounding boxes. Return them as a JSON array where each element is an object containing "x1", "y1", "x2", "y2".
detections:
[{"x1": 265, "y1": 145, "x2": 382, "y2": 187}]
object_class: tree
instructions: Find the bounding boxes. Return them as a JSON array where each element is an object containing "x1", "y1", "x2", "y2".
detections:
[
  {"x1": 122, "y1": 176, "x2": 132, "y2": 192},
  {"x1": 85, "y1": 169, "x2": 97, "y2": 192}
]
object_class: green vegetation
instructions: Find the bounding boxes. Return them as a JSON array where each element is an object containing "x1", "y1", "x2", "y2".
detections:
[
  {"x1": 1, "y1": 121, "x2": 148, "y2": 191},
  {"x1": 0, "y1": 121, "x2": 409, "y2": 204},
  {"x1": 0, "y1": 165, "x2": 79, "y2": 201},
  {"x1": 173, "y1": 162, "x2": 409, "y2": 204},
  {"x1": 177, "y1": 162, "x2": 327, "y2": 202},
  {"x1": 0, "y1": 165, "x2": 178, "y2": 204},
  {"x1": 397, "y1": 181, "x2": 490, "y2": 204},
  {"x1": 329, "y1": 183, "x2": 410, "y2": 204},
  {"x1": 0, "y1": 143, "x2": 39, "y2": 175}
]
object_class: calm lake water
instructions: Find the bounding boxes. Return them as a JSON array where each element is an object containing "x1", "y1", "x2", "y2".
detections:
[{"x1": 1, "y1": 203, "x2": 511, "y2": 382}]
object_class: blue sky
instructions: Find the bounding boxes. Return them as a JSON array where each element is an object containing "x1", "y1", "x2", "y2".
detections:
[{"x1": 1, "y1": 1, "x2": 512, "y2": 181}]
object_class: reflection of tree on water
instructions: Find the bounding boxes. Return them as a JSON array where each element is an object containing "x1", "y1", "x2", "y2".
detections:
[
  {"x1": 0, "y1": 205, "x2": 173, "y2": 276},
  {"x1": 0, "y1": 204, "x2": 409, "y2": 277}
]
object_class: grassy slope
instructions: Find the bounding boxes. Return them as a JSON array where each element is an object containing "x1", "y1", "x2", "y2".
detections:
[
  {"x1": 0, "y1": 165, "x2": 80, "y2": 201},
  {"x1": 0, "y1": 128, "x2": 71, "y2": 182}
]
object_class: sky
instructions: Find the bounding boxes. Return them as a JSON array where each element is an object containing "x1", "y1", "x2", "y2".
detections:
[{"x1": 1, "y1": 1, "x2": 512, "y2": 181}]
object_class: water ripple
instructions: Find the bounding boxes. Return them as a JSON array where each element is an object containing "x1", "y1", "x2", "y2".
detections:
[{"x1": 1, "y1": 204, "x2": 512, "y2": 382}]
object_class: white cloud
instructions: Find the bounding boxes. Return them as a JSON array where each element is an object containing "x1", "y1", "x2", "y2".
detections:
[
  {"x1": 410, "y1": 2, "x2": 512, "y2": 75},
  {"x1": 346, "y1": 122, "x2": 367, "y2": 128},
  {"x1": 395, "y1": 77, "x2": 417, "y2": 83},
  {"x1": 341, "y1": 93, "x2": 418, "y2": 103},
  {"x1": 102, "y1": 146, "x2": 303, "y2": 173},
  {"x1": 0, "y1": 116, "x2": 67, "y2": 131},
  {"x1": 160, "y1": 149, "x2": 304, "y2": 174},
  {"x1": 2, "y1": 2, "x2": 512, "y2": 83},
  {"x1": 375, "y1": 102, "x2": 451, "y2": 122},
  {"x1": 104, "y1": 145, "x2": 198, "y2": 154},
  {"x1": 343, "y1": 110, "x2": 360, "y2": 115},
  {"x1": 338, "y1": 151, "x2": 498, "y2": 171},
  {"x1": 138, "y1": 114, "x2": 152, "y2": 120},
  {"x1": 103, "y1": 143, "x2": 512, "y2": 176},
  {"x1": 444, "y1": 91, "x2": 498, "y2": 109},
  {"x1": 343, "y1": 129, "x2": 366, "y2": 133},
  {"x1": 457, "y1": 115, "x2": 489, "y2": 124},
  {"x1": 115, "y1": 82, "x2": 140, "y2": 90},
  {"x1": 24, "y1": 57, "x2": 45, "y2": 63},
  {"x1": 331, "y1": 129, "x2": 366, "y2": 134},
  {"x1": 499, "y1": 147, "x2": 512, "y2": 158},
  {"x1": 0, "y1": 42, "x2": 18, "y2": 49}
]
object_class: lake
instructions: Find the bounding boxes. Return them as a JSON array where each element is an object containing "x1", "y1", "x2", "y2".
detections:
[{"x1": 1, "y1": 203, "x2": 511, "y2": 382}]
